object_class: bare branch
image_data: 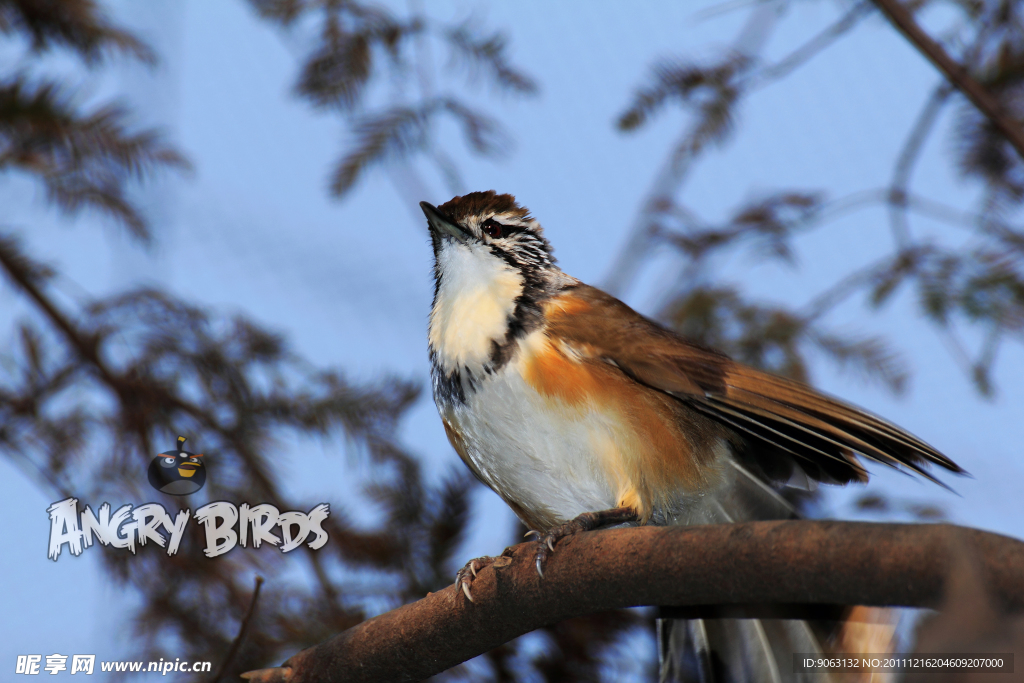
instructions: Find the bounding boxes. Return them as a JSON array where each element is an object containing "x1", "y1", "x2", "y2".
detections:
[
  {"x1": 888, "y1": 83, "x2": 954, "y2": 247},
  {"x1": 754, "y1": 1, "x2": 872, "y2": 86},
  {"x1": 212, "y1": 575, "x2": 265, "y2": 683},
  {"x1": 241, "y1": 521, "x2": 1024, "y2": 683},
  {"x1": 872, "y1": 0, "x2": 1024, "y2": 162}
]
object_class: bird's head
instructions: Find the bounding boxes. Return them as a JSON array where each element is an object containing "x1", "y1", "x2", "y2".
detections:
[
  {"x1": 420, "y1": 191, "x2": 555, "y2": 283},
  {"x1": 421, "y1": 191, "x2": 569, "y2": 382}
]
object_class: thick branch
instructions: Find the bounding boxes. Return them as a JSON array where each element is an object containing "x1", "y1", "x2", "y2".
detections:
[
  {"x1": 871, "y1": 0, "x2": 1024, "y2": 162},
  {"x1": 242, "y1": 520, "x2": 1024, "y2": 683}
]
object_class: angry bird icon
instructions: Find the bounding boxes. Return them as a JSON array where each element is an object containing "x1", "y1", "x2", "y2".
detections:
[{"x1": 148, "y1": 436, "x2": 206, "y2": 495}]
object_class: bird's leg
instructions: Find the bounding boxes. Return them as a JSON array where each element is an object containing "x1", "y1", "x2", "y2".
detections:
[
  {"x1": 530, "y1": 506, "x2": 638, "y2": 578},
  {"x1": 454, "y1": 546, "x2": 515, "y2": 603}
]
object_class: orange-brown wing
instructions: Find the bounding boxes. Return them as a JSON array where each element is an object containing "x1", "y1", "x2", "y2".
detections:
[{"x1": 543, "y1": 284, "x2": 963, "y2": 486}]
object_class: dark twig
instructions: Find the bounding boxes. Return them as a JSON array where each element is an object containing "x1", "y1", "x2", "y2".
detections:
[
  {"x1": 871, "y1": 0, "x2": 1024, "y2": 162},
  {"x1": 0, "y1": 237, "x2": 127, "y2": 395},
  {"x1": 241, "y1": 521, "x2": 1024, "y2": 683},
  {"x1": 212, "y1": 575, "x2": 265, "y2": 683}
]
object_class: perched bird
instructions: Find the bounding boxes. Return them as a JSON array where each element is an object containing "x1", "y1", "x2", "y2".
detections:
[
  {"x1": 147, "y1": 436, "x2": 206, "y2": 496},
  {"x1": 421, "y1": 191, "x2": 962, "y2": 682}
]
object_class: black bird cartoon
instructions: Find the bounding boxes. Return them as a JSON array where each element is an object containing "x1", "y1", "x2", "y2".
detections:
[{"x1": 148, "y1": 436, "x2": 206, "y2": 495}]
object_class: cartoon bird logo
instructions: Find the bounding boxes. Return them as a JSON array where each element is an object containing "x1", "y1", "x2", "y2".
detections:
[{"x1": 147, "y1": 436, "x2": 206, "y2": 495}]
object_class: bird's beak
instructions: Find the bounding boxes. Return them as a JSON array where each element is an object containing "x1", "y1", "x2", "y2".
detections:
[{"x1": 420, "y1": 202, "x2": 469, "y2": 243}]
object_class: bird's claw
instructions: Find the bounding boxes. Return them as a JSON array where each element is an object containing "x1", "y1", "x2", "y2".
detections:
[
  {"x1": 455, "y1": 562, "x2": 476, "y2": 602},
  {"x1": 531, "y1": 520, "x2": 584, "y2": 578},
  {"x1": 533, "y1": 534, "x2": 556, "y2": 578},
  {"x1": 531, "y1": 508, "x2": 639, "y2": 579},
  {"x1": 454, "y1": 551, "x2": 514, "y2": 603}
]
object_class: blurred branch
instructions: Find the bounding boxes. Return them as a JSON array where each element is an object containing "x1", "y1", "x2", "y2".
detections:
[
  {"x1": 445, "y1": 23, "x2": 538, "y2": 95},
  {"x1": 0, "y1": 0, "x2": 155, "y2": 63},
  {"x1": 330, "y1": 97, "x2": 508, "y2": 197},
  {"x1": 0, "y1": 235, "x2": 110, "y2": 382},
  {"x1": 872, "y1": 0, "x2": 1024, "y2": 162},
  {"x1": 0, "y1": 231, "x2": 427, "y2": 671},
  {"x1": 802, "y1": 258, "x2": 895, "y2": 323},
  {"x1": 213, "y1": 575, "x2": 265, "y2": 683},
  {"x1": 888, "y1": 82, "x2": 954, "y2": 247},
  {"x1": 613, "y1": 2, "x2": 1024, "y2": 396},
  {"x1": 753, "y1": 1, "x2": 871, "y2": 85},
  {"x1": 0, "y1": 78, "x2": 190, "y2": 240},
  {"x1": 604, "y1": 2, "x2": 780, "y2": 296},
  {"x1": 242, "y1": 521, "x2": 1024, "y2": 683},
  {"x1": 251, "y1": 0, "x2": 533, "y2": 202}
]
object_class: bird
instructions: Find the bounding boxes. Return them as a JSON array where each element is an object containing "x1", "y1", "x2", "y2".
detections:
[
  {"x1": 420, "y1": 190, "x2": 962, "y2": 682},
  {"x1": 147, "y1": 436, "x2": 206, "y2": 495}
]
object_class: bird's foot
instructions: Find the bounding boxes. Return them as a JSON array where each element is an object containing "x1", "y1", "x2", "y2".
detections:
[
  {"x1": 454, "y1": 548, "x2": 514, "y2": 603},
  {"x1": 529, "y1": 506, "x2": 638, "y2": 578}
]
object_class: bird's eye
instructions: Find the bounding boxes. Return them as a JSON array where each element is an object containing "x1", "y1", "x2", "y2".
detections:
[
  {"x1": 189, "y1": 457, "x2": 200, "y2": 464},
  {"x1": 481, "y1": 218, "x2": 504, "y2": 238},
  {"x1": 163, "y1": 457, "x2": 176, "y2": 465}
]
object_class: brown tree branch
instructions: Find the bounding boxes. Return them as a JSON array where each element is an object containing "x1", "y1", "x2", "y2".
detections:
[
  {"x1": 241, "y1": 520, "x2": 1024, "y2": 683},
  {"x1": 871, "y1": 0, "x2": 1024, "y2": 162}
]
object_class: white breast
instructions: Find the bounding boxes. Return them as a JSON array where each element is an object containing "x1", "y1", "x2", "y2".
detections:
[{"x1": 441, "y1": 351, "x2": 630, "y2": 530}]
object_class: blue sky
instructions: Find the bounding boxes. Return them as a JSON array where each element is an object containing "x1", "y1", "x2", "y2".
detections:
[{"x1": 2, "y1": 0, "x2": 1022, "y2": 671}]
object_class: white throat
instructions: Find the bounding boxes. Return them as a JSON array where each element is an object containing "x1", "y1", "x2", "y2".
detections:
[{"x1": 429, "y1": 240, "x2": 524, "y2": 374}]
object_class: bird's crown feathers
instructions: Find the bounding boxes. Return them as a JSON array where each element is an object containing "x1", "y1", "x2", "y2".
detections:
[{"x1": 437, "y1": 190, "x2": 533, "y2": 227}]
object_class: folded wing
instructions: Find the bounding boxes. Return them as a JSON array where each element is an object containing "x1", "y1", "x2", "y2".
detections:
[{"x1": 544, "y1": 284, "x2": 964, "y2": 487}]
